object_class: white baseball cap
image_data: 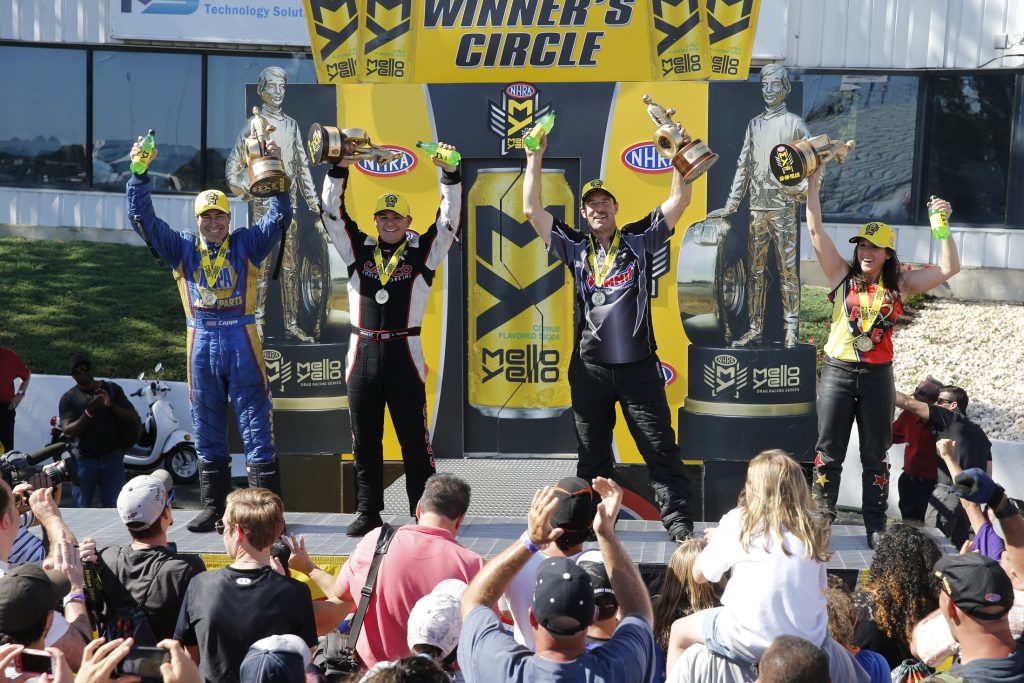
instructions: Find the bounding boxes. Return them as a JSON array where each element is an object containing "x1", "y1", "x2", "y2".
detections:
[
  {"x1": 116, "y1": 470, "x2": 174, "y2": 529},
  {"x1": 406, "y1": 579, "x2": 467, "y2": 658}
]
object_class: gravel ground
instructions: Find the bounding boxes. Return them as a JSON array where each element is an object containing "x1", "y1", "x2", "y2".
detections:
[{"x1": 892, "y1": 298, "x2": 1024, "y2": 441}]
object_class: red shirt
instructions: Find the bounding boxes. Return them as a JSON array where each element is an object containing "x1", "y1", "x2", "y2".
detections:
[
  {"x1": 0, "y1": 349, "x2": 29, "y2": 404},
  {"x1": 892, "y1": 410, "x2": 937, "y2": 479},
  {"x1": 335, "y1": 524, "x2": 484, "y2": 667}
]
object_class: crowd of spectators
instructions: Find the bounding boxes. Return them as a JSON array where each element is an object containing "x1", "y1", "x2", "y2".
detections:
[{"x1": 1, "y1": 449, "x2": 1022, "y2": 683}]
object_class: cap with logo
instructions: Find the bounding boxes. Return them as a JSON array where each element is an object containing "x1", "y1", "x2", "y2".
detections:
[
  {"x1": 0, "y1": 564, "x2": 71, "y2": 632},
  {"x1": 373, "y1": 193, "x2": 411, "y2": 218},
  {"x1": 933, "y1": 552, "x2": 1014, "y2": 620},
  {"x1": 550, "y1": 476, "x2": 596, "y2": 533},
  {"x1": 581, "y1": 179, "x2": 617, "y2": 205},
  {"x1": 406, "y1": 578, "x2": 467, "y2": 658},
  {"x1": 850, "y1": 221, "x2": 896, "y2": 251},
  {"x1": 116, "y1": 469, "x2": 175, "y2": 530},
  {"x1": 532, "y1": 556, "x2": 596, "y2": 636},
  {"x1": 194, "y1": 189, "x2": 231, "y2": 217}
]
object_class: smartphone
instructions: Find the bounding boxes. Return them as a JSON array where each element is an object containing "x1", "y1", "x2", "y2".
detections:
[
  {"x1": 16, "y1": 649, "x2": 54, "y2": 674},
  {"x1": 115, "y1": 646, "x2": 169, "y2": 678}
]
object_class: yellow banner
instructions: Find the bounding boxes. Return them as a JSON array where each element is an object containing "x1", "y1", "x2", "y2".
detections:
[
  {"x1": 706, "y1": 0, "x2": 762, "y2": 80},
  {"x1": 302, "y1": 0, "x2": 361, "y2": 84},
  {"x1": 650, "y1": 0, "x2": 711, "y2": 81},
  {"x1": 360, "y1": 0, "x2": 416, "y2": 83}
]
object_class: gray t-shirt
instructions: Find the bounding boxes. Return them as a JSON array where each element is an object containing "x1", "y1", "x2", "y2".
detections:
[{"x1": 458, "y1": 606, "x2": 658, "y2": 683}]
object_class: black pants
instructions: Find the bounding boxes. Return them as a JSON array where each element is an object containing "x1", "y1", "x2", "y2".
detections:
[
  {"x1": 346, "y1": 338, "x2": 436, "y2": 516},
  {"x1": 898, "y1": 473, "x2": 936, "y2": 523},
  {"x1": 811, "y1": 358, "x2": 894, "y2": 532},
  {"x1": 0, "y1": 404, "x2": 13, "y2": 452},
  {"x1": 569, "y1": 353, "x2": 692, "y2": 531},
  {"x1": 927, "y1": 484, "x2": 971, "y2": 548}
]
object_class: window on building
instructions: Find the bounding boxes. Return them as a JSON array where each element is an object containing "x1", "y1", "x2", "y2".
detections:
[
  {"x1": 922, "y1": 73, "x2": 1014, "y2": 226},
  {"x1": 206, "y1": 55, "x2": 316, "y2": 192},
  {"x1": 0, "y1": 46, "x2": 87, "y2": 188},
  {"x1": 92, "y1": 50, "x2": 202, "y2": 193},
  {"x1": 801, "y1": 73, "x2": 920, "y2": 224}
]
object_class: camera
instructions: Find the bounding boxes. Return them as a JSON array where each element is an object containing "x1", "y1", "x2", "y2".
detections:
[{"x1": 0, "y1": 443, "x2": 80, "y2": 488}]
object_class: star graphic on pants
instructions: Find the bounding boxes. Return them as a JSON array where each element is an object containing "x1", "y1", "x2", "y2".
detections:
[
  {"x1": 873, "y1": 474, "x2": 888, "y2": 490},
  {"x1": 816, "y1": 472, "x2": 829, "y2": 487},
  {"x1": 814, "y1": 453, "x2": 825, "y2": 468}
]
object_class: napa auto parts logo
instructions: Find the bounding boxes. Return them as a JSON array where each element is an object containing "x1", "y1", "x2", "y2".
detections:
[
  {"x1": 488, "y1": 82, "x2": 552, "y2": 156},
  {"x1": 357, "y1": 147, "x2": 417, "y2": 176},
  {"x1": 621, "y1": 142, "x2": 673, "y2": 173},
  {"x1": 121, "y1": 0, "x2": 199, "y2": 13}
]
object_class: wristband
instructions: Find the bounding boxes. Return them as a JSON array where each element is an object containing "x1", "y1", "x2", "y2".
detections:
[
  {"x1": 63, "y1": 592, "x2": 86, "y2": 608},
  {"x1": 994, "y1": 497, "x2": 1019, "y2": 520},
  {"x1": 519, "y1": 530, "x2": 540, "y2": 554},
  {"x1": 84, "y1": 409, "x2": 94, "y2": 418}
]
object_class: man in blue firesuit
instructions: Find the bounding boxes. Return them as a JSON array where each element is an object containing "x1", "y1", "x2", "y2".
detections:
[{"x1": 125, "y1": 136, "x2": 290, "y2": 533}]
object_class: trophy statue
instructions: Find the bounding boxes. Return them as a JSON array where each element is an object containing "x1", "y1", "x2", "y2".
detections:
[
  {"x1": 769, "y1": 134, "x2": 856, "y2": 187},
  {"x1": 307, "y1": 123, "x2": 403, "y2": 166},
  {"x1": 245, "y1": 107, "x2": 292, "y2": 197},
  {"x1": 643, "y1": 95, "x2": 718, "y2": 184}
]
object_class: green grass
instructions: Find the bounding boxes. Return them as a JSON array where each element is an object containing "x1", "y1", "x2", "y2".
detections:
[{"x1": 0, "y1": 236, "x2": 187, "y2": 380}]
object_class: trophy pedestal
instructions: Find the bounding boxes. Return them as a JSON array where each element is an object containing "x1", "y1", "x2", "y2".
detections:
[
  {"x1": 679, "y1": 343, "x2": 818, "y2": 521},
  {"x1": 248, "y1": 157, "x2": 292, "y2": 197},
  {"x1": 671, "y1": 139, "x2": 719, "y2": 184}
]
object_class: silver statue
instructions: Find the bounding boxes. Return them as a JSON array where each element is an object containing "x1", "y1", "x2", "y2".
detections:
[
  {"x1": 706, "y1": 64, "x2": 810, "y2": 349},
  {"x1": 226, "y1": 66, "x2": 326, "y2": 343}
]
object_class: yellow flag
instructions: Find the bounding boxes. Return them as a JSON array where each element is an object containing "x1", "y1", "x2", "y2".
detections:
[
  {"x1": 302, "y1": 0, "x2": 361, "y2": 84},
  {"x1": 706, "y1": 0, "x2": 761, "y2": 80},
  {"x1": 650, "y1": 0, "x2": 711, "y2": 81},
  {"x1": 360, "y1": 0, "x2": 416, "y2": 83}
]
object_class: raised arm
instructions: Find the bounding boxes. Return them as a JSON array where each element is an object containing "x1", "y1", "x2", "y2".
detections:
[
  {"x1": 523, "y1": 134, "x2": 555, "y2": 246},
  {"x1": 900, "y1": 197, "x2": 961, "y2": 296},
  {"x1": 804, "y1": 164, "x2": 847, "y2": 290},
  {"x1": 659, "y1": 160, "x2": 692, "y2": 231},
  {"x1": 319, "y1": 149, "x2": 364, "y2": 267},
  {"x1": 895, "y1": 391, "x2": 931, "y2": 422},
  {"x1": 425, "y1": 143, "x2": 463, "y2": 268},
  {"x1": 593, "y1": 477, "x2": 653, "y2": 625}
]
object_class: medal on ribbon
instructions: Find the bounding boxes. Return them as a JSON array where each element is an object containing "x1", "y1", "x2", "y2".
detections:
[
  {"x1": 197, "y1": 235, "x2": 230, "y2": 308},
  {"x1": 588, "y1": 230, "x2": 620, "y2": 307},
  {"x1": 851, "y1": 276, "x2": 891, "y2": 353},
  {"x1": 373, "y1": 240, "x2": 407, "y2": 305}
]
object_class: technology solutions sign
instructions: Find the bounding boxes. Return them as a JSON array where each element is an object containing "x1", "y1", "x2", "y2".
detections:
[{"x1": 112, "y1": 0, "x2": 310, "y2": 46}]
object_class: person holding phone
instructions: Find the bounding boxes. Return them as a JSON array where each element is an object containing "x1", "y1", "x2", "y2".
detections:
[{"x1": 0, "y1": 564, "x2": 75, "y2": 681}]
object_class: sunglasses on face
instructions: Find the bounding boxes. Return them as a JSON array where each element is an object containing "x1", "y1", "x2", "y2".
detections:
[{"x1": 936, "y1": 398, "x2": 953, "y2": 405}]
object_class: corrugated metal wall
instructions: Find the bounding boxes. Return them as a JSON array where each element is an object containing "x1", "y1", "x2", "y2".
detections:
[
  {"x1": 2, "y1": 0, "x2": 111, "y2": 45},
  {"x1": 788, "y1": 0, "x2": 1024, "y2": 70}
]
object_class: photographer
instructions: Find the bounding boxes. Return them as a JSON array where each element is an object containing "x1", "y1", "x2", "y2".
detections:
[{"x1": 59, "y1": 353, "x2": 139, "y2": 508}]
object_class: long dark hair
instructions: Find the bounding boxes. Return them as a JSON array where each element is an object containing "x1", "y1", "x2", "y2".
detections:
[{"x1": 849, "y1": 242, "x2": 904, "y2": 300}]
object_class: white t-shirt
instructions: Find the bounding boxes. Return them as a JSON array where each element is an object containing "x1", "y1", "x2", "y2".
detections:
[
  {"x1": 502, "y1": 547, "x2": 585, "y2": 650},
  {"x1": 696, "y1": 508, "x2": 828, "y2": 663}
]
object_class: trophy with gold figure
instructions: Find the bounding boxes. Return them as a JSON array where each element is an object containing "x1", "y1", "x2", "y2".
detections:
[
  {"x1": 769, "y1": 134, "x2": 856, "y2": 188},
  {"x1": 643, "y1": 95, "x2": 718, "y2": 183},
  {"x1": 307, "y1": 124, "x2": 402, "y2": 166},
  {"x1": 245, "y1": 107, "x2": 292, "y2": 197}
]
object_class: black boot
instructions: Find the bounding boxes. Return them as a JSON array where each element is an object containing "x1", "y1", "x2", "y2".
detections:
[
  {"x1": 188, "y1": 461, "x2": 231, "y2": 533},
  {"x1": 247, "y1": 459, "x2": 283, "y2": 497},
  {"x1": 346, "y1": 511, "x2": 383, "y2": 537}
]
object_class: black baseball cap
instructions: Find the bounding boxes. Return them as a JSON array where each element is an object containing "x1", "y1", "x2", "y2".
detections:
[
  {"x1": 934, "y1": 553, "x2": 1014, "y2": 620},
  {"x1": 0, "y1": 564, "x2": 69, "y2": 632},
  {"x1": 68, "y1": 352, "x2": 92, "y2": 374},
  {"x1": 532, "y1": 556, "x2": 596, "y2": 636},
  {"x1": 550, "y1": 477, "x2": 596, "y2": 532}
]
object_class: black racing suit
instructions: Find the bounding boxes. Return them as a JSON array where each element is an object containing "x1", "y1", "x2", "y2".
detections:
[{"x1": 320, "y1": 166, "x2": 462, "y2": 515}]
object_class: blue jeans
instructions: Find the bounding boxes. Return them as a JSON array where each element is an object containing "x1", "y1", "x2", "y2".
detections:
[{"x1": 72, "y1": 451, "x2": 125, "y2": 508}]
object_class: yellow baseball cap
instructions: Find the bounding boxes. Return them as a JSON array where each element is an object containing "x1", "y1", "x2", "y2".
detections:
[
  {"x1": 373, "y1": 192, "x2": 411, "y2": 218},
  {"x1": 194, "y1": 190, "x2": 231, "y2": 216},
  {"x1": 850, "y1": 221, "x2": 896, "y2": 250},
  {"x1": 581, "y1": 179, "x2": 617, "y2": 204}
]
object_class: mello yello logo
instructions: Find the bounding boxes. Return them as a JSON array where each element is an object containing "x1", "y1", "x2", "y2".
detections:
[{"x1": 651, "y1": 0, "x2": 701, "y2": 57}]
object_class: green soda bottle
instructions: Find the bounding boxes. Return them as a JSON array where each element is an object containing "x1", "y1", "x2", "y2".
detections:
[
  {"x1": 523, "y1": 112, "x2": 556, "y2": 151},
  {"x1": 130, "y1": 129, "x2": 156, "y2": 174},
  {"x1": 416, "y1": 141, "x2": 461, "y2": 167},
  {"x1": 927, "y1": 195, "x2": 950, "y2": 240}
]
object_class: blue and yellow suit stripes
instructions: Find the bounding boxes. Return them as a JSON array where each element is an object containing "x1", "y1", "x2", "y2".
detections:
[{"x1": 126, "y1": 173, "x2": 291, "y2": 465}]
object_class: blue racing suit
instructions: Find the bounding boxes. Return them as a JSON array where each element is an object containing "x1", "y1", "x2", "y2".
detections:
[{"x1": 126, "y1": 173, "x2": 290, "y2": 465}]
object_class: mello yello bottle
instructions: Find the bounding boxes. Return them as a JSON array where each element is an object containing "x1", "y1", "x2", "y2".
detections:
[
  {"x1": 523, "y1": 112, "x2": 556, "y2": 152},
  {"x1": 416, "y1": 141, "x2": 461, "y2": 167},
  {"x1": 927, "y1": 194, "x2": 950, "y2": 240},
  {"x1": 130, "y1": 129, "x2": 157, "y2": 174}
]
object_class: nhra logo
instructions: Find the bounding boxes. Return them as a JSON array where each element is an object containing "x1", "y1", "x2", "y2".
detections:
[
  {"x1": 120, "y1": 0, "x2": 199, "y2": 14},
  {"x1": 658, "y1": 361, "x2": 677, "y2": 386},
  {"x1": 263, "y1": 349, "x2": 293, "y2": 387},
  {"x1": 358, "y1": 147, "x2": 417, "y2": 176},
  {"x1": 621, "y1": 143, "x2": 673, "y2": 174},
  {"x1": 488, "y1": 83, "x2": 552, "y2": 156},
  {"x1": 703, "y1": 353, "x2": 748, "y2": 398}
]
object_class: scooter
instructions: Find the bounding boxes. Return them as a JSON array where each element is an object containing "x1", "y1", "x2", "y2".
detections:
[{"x1": 124, "y1": 363, "x2": 198, "y2": 483}]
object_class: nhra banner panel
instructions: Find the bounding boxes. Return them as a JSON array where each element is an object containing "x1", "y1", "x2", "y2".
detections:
[
  {"x1": 111, "y1": 0, "x2": 310, "y2": 45},
  {"x1": 301, "y1": 0, "x2": 760, "y2": 84}
]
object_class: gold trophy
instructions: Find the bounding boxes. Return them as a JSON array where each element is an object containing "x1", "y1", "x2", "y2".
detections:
[
  {"x1": 307, "y1": 123, "x2": 403, "y2": 166},
  {"x1": 245, "y1": 107, "x2": 292, "y2": 197},
  {"x1": 643, "y1": 95, "x2": 718, "y2": 184},
  {"x1": 769, "y1": 134, "x2": 856, "y2": 187}
]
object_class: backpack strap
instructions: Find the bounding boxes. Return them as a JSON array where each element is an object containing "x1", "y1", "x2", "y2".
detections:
[{"x1": 344, "y1": 523, "x2": 397, "y2": 651}]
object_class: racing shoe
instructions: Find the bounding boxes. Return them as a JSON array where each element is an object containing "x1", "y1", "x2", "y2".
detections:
[
  {"x1": 346, "y1": 511, "x2": 383, "y2": 537},
  {"x1": 668, "y1": 524, "x2": 697, "y2": 544}
]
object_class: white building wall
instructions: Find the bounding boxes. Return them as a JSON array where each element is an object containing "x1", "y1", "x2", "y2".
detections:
[
  {"x1": 787, "y1": 0, "x2": 1024, "y2": 70},
  {"x1": 2, "y1": 0, "x2": 111, "y2": 45}
]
